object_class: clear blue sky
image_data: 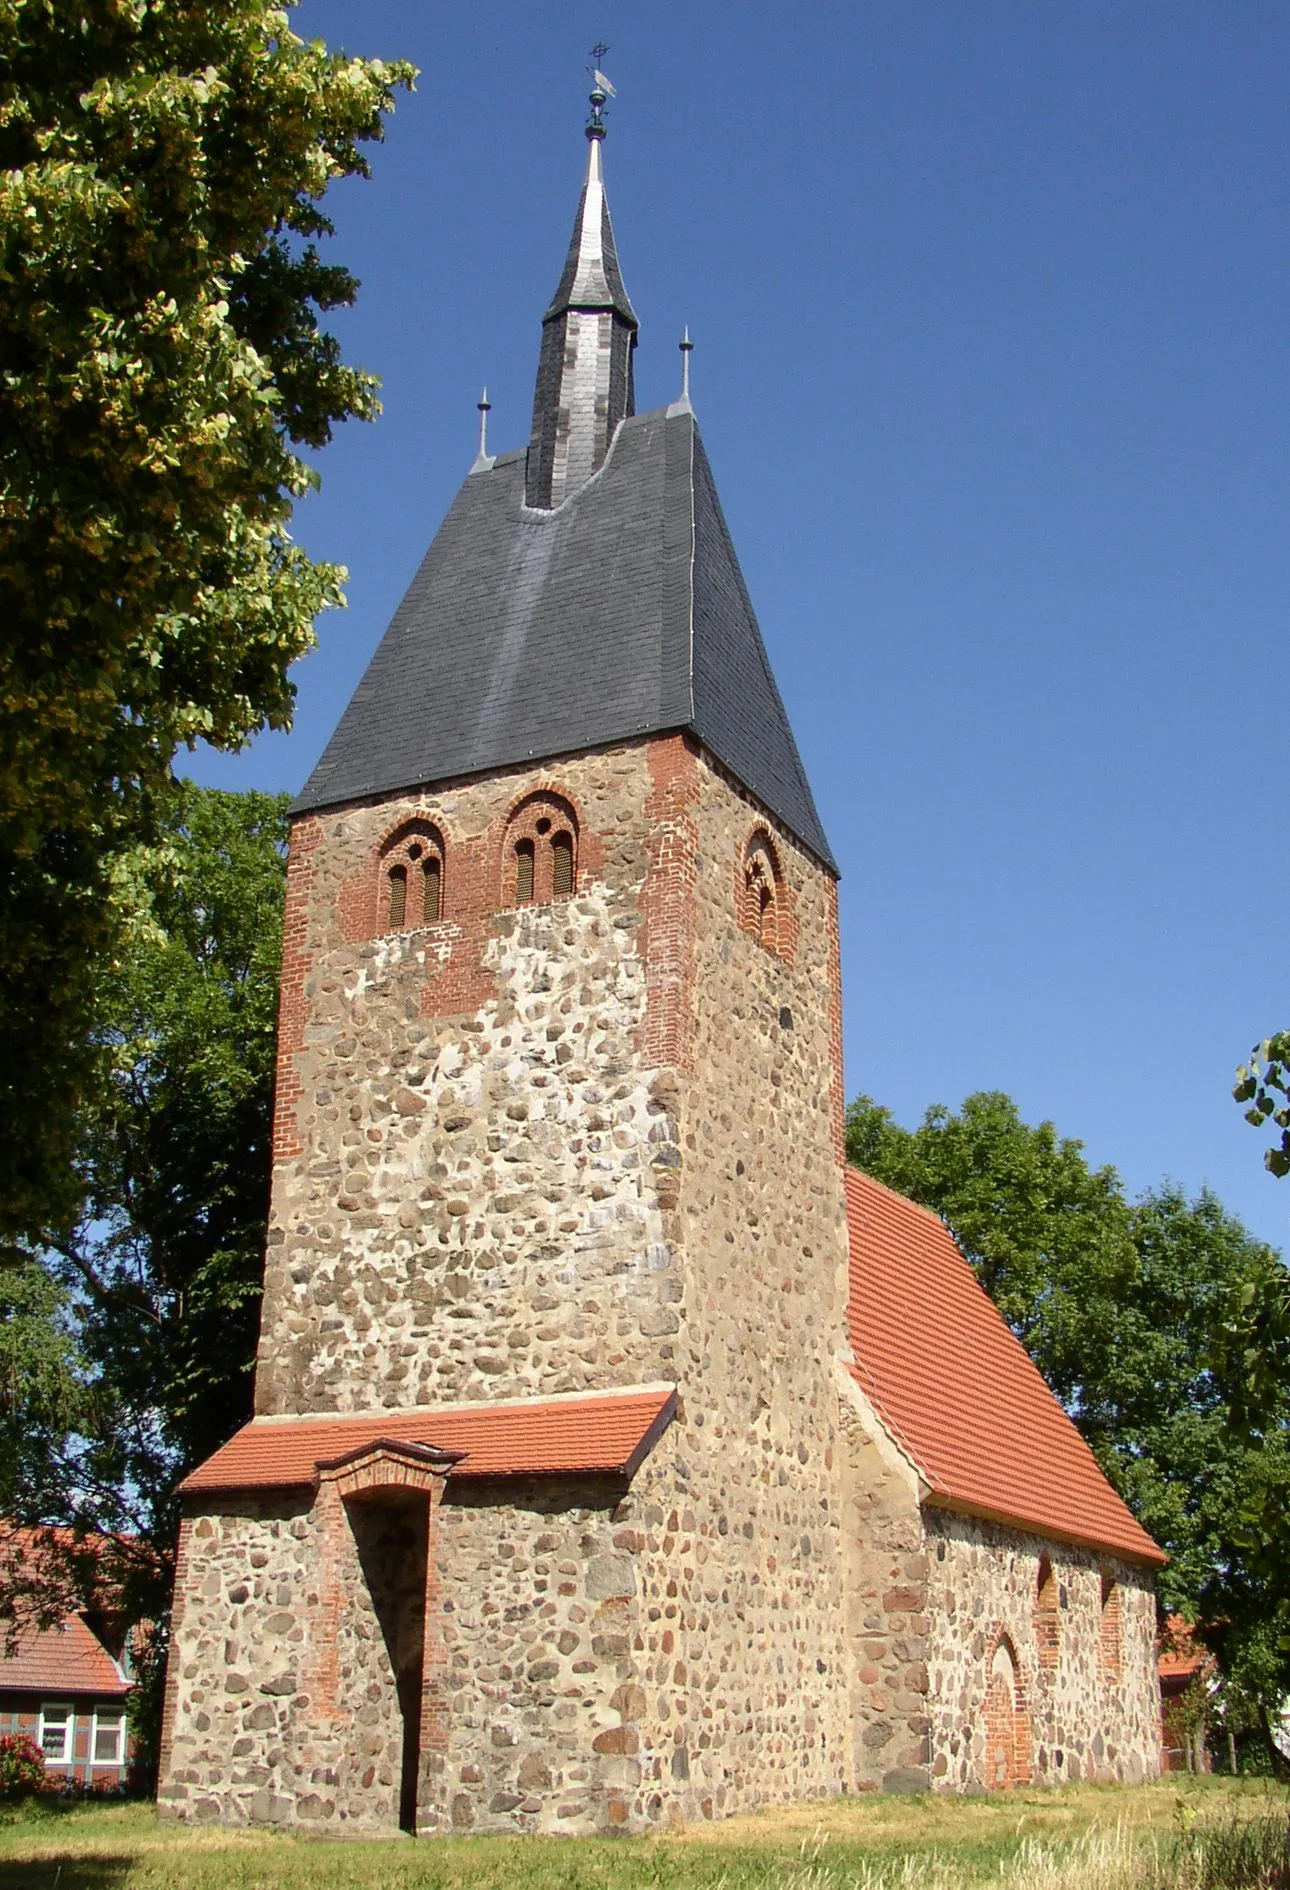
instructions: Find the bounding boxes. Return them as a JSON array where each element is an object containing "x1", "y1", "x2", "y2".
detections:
[{"x1": 185, "y1": 1, "x2": 1290, "y2": 1248}]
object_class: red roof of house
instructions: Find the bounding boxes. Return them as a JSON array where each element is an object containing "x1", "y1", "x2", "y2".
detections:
[
  {"x1": 181, "y1": 1385, "x2": 677, "y2": 1495},
  {"x1": 845, "y1": 1169, "x2": 1164, "y2": 1566},
  {"x1": 0, "y1": 1616, "x2": 128, "y2": 1699},
  {"x1": 1159, "y1": 1615, "x2": 1212, "y2": 1680}
]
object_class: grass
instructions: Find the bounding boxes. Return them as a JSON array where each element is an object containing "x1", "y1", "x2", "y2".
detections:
[{"x1": 0, "y1": 1779, "x2": 1283, "y2": 1890}]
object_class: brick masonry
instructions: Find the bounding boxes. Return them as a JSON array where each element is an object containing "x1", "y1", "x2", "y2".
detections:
[{"x1": 159, "y1": 732, "x2": 1159, "y2": 1832}]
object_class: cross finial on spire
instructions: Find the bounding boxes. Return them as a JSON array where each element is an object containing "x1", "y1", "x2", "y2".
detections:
[{"x1": 586, "y1": 42, "x2": 615, "y2": 141}]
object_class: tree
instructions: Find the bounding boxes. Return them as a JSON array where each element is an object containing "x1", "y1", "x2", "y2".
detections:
[
  {"x1": 847, "y1": 1092, "x2": 1290, "y2": 1756},
  {"x1": 1235, "y1": 1034, "x2": 1290, "y2": 1180},
  {"x1": 0, "y1": 783, "x2": 288, "y2": 1772},
  {"x1": 0, "y1": 1, "x2": 414, "y2": 1240}
]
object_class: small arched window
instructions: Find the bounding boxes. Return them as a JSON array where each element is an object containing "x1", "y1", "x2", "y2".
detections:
[
  {"x1": 551, "y1": 830, "x2": 574, "y2": 898},
  {"x1": 1034, "y1": 1556, "x2": 1060, "y2": 1673},
  {"x1": 514, "y1": 838, "x2": 535, "y2": 906},
  {"x1": 505, "y1": 794, "x2": 579, "y2": 907},
  {"x1": 380, "y1": 822, "x2": 446, "y2": 933},
  {"x1": 387, "y1": 864, "x2": 407, "y2": 930},
  {"x1": 740, "y1": 831, "x2": 783, "y2": 954}
]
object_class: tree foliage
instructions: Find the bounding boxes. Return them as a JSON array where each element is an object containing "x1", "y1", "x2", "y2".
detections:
[
  {"x1": 0, "y1": 784, "x2": 288, "y2": 1766},
  {"x1": 847, "y1": 1092, "x2": 1290, "y2": 1734},
  {"x1": 1235, "y1": 1034, "x2": 1290, "y2": 1180},
  {"x1": 0, "y1": 0, "x2": 413, "y2": 1239}
]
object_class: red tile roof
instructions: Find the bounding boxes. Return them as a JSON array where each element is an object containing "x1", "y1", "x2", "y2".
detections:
[
  {"x1": 181, "y1": 1385, "x2": 677, "y2": 1495},
  {"x1": 1159, "y1": 1615, "x2": 1212, "y2": 1681},
  {"x1": 0, "y1": 1616, "x2": 128, "y2": 1699},
  {"x1": 845, "y1": 1169, "x2": 1164, "y2": 1566}
]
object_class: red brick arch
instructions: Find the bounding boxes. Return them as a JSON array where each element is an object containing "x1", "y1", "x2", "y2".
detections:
[
  {"x1": 735, "y1": 825, "x2": 799, "y2": 964},
  {"x1": 500, "y1": 787, "x2": 581, "y2": 908},
  {"x1": 983, "y1": 1628, "x2": 1032, "y2": 1789}
]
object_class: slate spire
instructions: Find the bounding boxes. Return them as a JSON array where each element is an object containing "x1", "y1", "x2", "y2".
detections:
[{"x1": 526, "y1": 102, "x2": 638, "y2": 509}]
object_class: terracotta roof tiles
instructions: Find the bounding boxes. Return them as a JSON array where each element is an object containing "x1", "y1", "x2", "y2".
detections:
[
  {"x1": 0, "y1": 1616, "x2": 128, "y2": 1698},
  {"x1": 845, "y1": 1169, "x2": 1164, "y2": 1566},
  {"x1": 182, "y1": 1385, "x2": 676, "y2": 1496}
]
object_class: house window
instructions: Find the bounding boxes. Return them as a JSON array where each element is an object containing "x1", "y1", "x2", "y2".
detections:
[
  {"x1": 379, "y1": 822, "x2": 446, "y2": 933},
  {"x1": 38, "y1": 1702, "x2": 72, "y2": 1764},
  {"x1": 92, "y1": 1708, "x2": 125, "y2": 1765},
  {"x1": 1035, "y1": 1556, "x2": 1060, "y2": 1672},
  {"x1": 740, "y1": 831, "x2": 783, "y2": 954},
  {"x1": 505, "y1": 794, "x2": 579, "y2": 907},
  {"x1": 1099, "y1": 1572, "x2": 1123, "y2": 1683}
]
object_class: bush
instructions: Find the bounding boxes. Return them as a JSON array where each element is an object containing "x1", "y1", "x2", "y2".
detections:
[{"x1": 0, "y1": 1735, "x2": 45, "y2": 1799}]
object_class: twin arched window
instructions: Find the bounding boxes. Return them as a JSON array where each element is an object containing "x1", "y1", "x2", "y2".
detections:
[
  {"x1": 507, "y1": 794, "x2": 578, "y2": 907},
  {"x1": 740, "y1": 831, "x2": 783, "y2": 954},
  {"x1": 381, "y1": 823, "x2": 445, "y2": 933}
]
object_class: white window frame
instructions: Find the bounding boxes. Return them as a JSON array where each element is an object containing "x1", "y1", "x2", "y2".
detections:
[
  {"x1": 38, "y1": 1701, "x2": 73, "y2": 1765},
  {"x1": 91, "y1": 1706, "x2": 125, "y2": 1766}
]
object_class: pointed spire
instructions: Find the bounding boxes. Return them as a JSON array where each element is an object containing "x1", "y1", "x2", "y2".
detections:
[
  {"x1": 471, "y1": 387, "x2": 493, "y2": 472},
  {"x1": 526, "y1": 72, "x2": 638, "y2": 509},
  {"x1": 669, "y1": 328, "x2": 694, "y2": 415}
]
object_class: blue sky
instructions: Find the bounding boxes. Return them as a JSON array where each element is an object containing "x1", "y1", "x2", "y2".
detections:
[{"x1": 186, "y1": 1, "x2": 1290, "y2": 1246}]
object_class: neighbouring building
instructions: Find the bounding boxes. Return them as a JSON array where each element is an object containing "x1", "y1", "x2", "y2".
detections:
[
  {"x1": 158, "y1": 85, "x2": 1164, "y2": 1835},
  {"x1": 0, "y1": 1529, "x2": 134, "y2": 1789},
  {"x1": 1158, "y1": 1617, "x2": 1213, "y2": 1774}
]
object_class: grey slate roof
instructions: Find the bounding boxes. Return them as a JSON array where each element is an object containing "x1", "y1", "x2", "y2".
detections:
[{"x1": 294, "y1": 406, "x2": 836, "y2": 874}]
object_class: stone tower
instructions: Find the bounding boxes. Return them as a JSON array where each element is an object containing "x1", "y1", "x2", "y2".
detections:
[{"x1": 158, "y1": 101, "x2": 865, "y2": 1836}]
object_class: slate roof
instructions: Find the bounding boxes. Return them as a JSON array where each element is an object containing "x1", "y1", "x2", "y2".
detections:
[
  {"x1": 180, "y1": 1385, "x2": 677, "y2": 1495},
  {"x1": 294, "y1": 407, "x2": 836, "y2": 873},
  {"x1": 0, "y1": 1617, "x2": 129, "y2": 1699},
  {"x1": 845, "y1": 1170, "x2": 1165, "y2": 1565}
]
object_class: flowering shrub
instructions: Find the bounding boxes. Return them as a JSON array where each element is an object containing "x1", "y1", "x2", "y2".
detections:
[{"x1": 0, "y1": 1735, "x2": 45, "y2": 1799}]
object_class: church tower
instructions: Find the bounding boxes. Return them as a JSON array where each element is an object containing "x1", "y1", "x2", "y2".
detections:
[{"x1": 158, "y1": 88, "x2": 861, "y2": 1836}]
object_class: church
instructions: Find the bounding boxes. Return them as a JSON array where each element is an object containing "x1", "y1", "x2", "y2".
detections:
[{"x1": 157, "y1": 88, "x2": 1164, "y2": 1836}]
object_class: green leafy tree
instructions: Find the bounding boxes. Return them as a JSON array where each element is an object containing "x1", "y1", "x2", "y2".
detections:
[
  {"x1": 1235, "y1": 1034, "x2": 1290, "y2": 1179},
  {"x1": 848, "y1": 1092, "x2": 1290, "y2": 1753},
  {"x1": 0, "y1": 0, "x2": 413, "y2": 1240},
  {"x1": 0, "y1": 784, "x2": 288, "y2": 1774}
]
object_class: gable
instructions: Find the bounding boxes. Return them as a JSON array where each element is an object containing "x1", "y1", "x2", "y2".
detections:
[
  {"x1": 845, "y1": 1168, "x2": 1165, "y2": 1565},
  {"x1": 293, "y1": 408, "x2": 835, "y2": 873}
]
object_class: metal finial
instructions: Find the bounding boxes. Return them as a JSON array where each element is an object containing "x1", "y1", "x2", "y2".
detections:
[
  {"x1": 472, "y1": 387, "x2": 493, "y2": 472},
  {"x1": 586, "y1": 41, "x2": 615, "y2": 141},
  {"x1": 679, "y1": 328, "x2": 693, "y2": 405}
]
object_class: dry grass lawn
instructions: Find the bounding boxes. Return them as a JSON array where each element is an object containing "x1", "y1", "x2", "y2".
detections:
[{"x1": 0, "y1": 1778, "x2": 1283, "y2": 1890}]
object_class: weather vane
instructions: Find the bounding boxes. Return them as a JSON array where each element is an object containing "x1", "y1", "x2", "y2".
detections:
[{"x1": 585, "y1": 41, "x2": 616, "y2": 140}]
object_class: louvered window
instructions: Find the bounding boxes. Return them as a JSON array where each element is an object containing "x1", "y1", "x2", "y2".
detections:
[
  {"x1": 422, "y1": 856, "x2": 441, "y2": 925},
  {"x1": 551, "y1": 831, "x2": 574, "y2": 898},
  {"x1": 515, "y1": 839, "x2": 535, "y2": 905},
  {"x1": 388, "y1": 865, "x2": 407, "y2": 929}
]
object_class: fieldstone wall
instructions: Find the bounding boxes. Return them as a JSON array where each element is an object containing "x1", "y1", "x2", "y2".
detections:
[
  {"x1": 612, "y1": 753, "x2": 858, "y2": 1822},
  {"x1": 158, "y1": 1492, "x2": 414, "y2": 1832},
  {"x1": 256, "y1": 741, "x2": 684, "y2": 1418},
  {"x1": 435, "y1": 1474, "x2": 650, "y2": 1835},
  {"x1": 922, "y1": 1510, "x2": 1160, "y2": 1790},
  {"x1": 834, "y1": 1371, "x2": 933, "y2": 1793}
]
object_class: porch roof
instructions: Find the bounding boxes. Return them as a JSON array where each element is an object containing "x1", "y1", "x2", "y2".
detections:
[{"x1": 180, "y1": 1384, "x2": 677, "y2": 1496}]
